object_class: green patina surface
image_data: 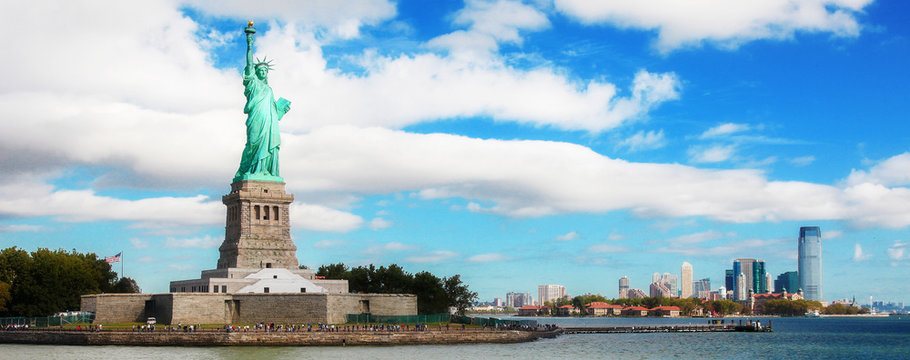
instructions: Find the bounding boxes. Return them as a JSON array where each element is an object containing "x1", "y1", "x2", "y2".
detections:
[{"x1": 234, "y1": 21, "x2": 290, "y2": 184}]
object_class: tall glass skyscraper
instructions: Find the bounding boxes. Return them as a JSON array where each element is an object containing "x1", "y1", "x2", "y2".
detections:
[
  {"x1": 618, "y1": 276, "x2": 630, "y2": 298},
  {"x1": 774, "y1": 271, "x2": 799, "y2": 293},
  {"x1": 733, "y1": 258, "x2": 766, "y2": 298},
  {"x1": 798, "y1": 226, "x2": 823, "y2": 301}
]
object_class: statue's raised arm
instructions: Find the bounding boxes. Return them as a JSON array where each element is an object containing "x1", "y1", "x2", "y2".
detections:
[
  {"x1": 233, "y1": 20, "x2": 289, "y2": 183},
  {"x1": 244, "y1": 21, "x2": 255, "y2": 77}
]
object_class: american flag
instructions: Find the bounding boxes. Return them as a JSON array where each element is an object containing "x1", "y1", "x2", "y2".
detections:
[{"x1": 105, "y1": 252, "x2": 122, "y2": 264}]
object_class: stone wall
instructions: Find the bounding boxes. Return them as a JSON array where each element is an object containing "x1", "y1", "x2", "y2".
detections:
[
  {"x1": 0, "y1": 329, "x2": 557, "y2": 346},
  {"x1": 82, "y1": 294, "x2": 154, "y2": 323},
  {"x1": 169, "y1": 294, "x2": 232, "y2": 324},
  {"x1": 82, "y1": 292, "x2": 417, "y2": 325},
  {"x1": 228, "y1": 293, "x2": 328, "y2": 324},
  {"x1": 312, "y1": 279, "x2": 348, "y2": 294}
]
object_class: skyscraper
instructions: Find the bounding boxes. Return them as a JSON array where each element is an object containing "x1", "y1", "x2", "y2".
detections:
[
  {"x1": 693, "y1": 278, "x2": 711, "y2": 297},
  {"x1": 725, "y1": 269, "x2": 734, "y2": 299},
  {"x1": 774, "y1": 271, "x2": 799, "y2": 293},
  {"x1": 660, "y1": 273, "x2": 678, "y2": 297},
  {"x1": 681, "y1": 262, "x2": 693, "y2": 298},
  {"x1": 650, "y1": 281, "x2": 671, "y2": 298},
  {"x1": 733, "y1": 258, "x2": 767, "y2": 297},
  {"x1": 799, "y1": 226, "x2": 823, "y2": 301},
  {"x1": 618, "y1": 276, "x2": 630, "y2": 299},
  {"x1": 538, "y1": 284, "x2": 566, "y2": 305},
  {"x1": 736, "y1": 273, "x2": 746, "y2": 301},
  {"x1": 505, "y1": 292, "x2": 532, "y2": 308},
  {"x1": 753, "y1": 260, "x2": 768, "y2": 294}
]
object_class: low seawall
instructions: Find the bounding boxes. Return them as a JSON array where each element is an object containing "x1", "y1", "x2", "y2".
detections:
[{"x1": 0, "y1": 329, "x2": 558, "y2": 346}]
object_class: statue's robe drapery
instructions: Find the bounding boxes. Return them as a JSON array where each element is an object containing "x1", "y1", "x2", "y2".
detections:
[{"x1": 234, "y1": 71, "x2": 283, "y2": 182}]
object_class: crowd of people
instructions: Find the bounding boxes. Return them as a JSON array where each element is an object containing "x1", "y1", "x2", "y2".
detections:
[{"x1": 3, "y1": 321, "x2": 559, "y2": 333}]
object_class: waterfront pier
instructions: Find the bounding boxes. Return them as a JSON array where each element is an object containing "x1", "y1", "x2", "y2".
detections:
[{"x1": 562, "y1": 322, "x2": 771, "y2": 334}]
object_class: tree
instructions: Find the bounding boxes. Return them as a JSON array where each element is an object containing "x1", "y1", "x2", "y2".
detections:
[
  {"x1": 0, "y1": 281, "x2": 10, "y2": 313},
  {"x1": 0, "y1": 247, "x2": 123, "y2": 317},
  {"x1": 412, "y1": 271, "x2": 448, "y2": 314},
  {"x1": 316, "y1": 263, "x2": 349, "y2": 280},
  {"x1": 110, "y1": 277, "x2": 141, "y2": 293},
  {"x1": 443, "y1": 274, "x2": 477, "y2": 315},
  {"x1": 572, "y1": 296, "x2": 584, "y2": 311},
  {"x1": 707, "y1": 300, "x2": 739, "y2": 316},
  {"x1": 313, "y1": 262, "x2": 476, "y2": 315}
]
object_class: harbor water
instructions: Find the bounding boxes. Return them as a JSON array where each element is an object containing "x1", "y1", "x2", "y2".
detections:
[{"x1": 2, "y1": 316, "x2": 908, "y2": 359}]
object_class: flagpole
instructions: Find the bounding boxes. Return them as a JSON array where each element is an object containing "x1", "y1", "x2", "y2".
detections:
[{"x1": 121, "y1": 251, "x2": 124, "y2": 279}]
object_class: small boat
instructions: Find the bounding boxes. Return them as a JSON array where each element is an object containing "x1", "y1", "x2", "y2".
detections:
[{"x1": 805, "y1": 310, "x2": 821, "y2": 317}]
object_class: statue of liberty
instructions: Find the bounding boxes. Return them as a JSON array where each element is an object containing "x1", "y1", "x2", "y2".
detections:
[{"x1": 234, "y1": 21, "x2": 291, "y2": 183}]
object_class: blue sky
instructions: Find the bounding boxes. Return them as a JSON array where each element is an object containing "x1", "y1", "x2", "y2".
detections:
[{"x1": 2, "y1": 0, "x2": 909, "y2": 305}]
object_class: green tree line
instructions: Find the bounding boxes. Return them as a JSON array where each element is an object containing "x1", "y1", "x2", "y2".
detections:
[
  {"x1": 547, "y1": 295, "x2": 750, "y2": 317},
  {"x1": 314, "y1": 263, "x2": 477, "y2": 315},
  {"x1": 0, "y1": 247, "x2": 140, "y2": 317}
]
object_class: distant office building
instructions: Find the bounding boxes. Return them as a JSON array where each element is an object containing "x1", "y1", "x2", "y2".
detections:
[
  {"x1": 774, "y1": 271, "x2": 799, "y2": 293},
  {"x1": 693, "y1": 278, "x2": 710, "y2": 297},
  {"x1": 733, "y1": 258, "x2": 767, "y2": 298},
  {"x1": 799, "y1": 226, "x2": 823, "y2": 301},
  {"x1": 725, "y1": 269, "x2": 734, "y2": 298},
  {"x1": 765, "y1": 273, "x2": 772, "y2": 294},
  {"x1": 652, "y1": 272, "x2": 660, "y2": 284},
  {"x1": 650, "y1": 281, "x2": 672, "y2": 298},
  {"x1": 506, "y1": 292, "x2": 532, "y2": 308},
  {"x1": 736, "y1": 273, "x2": 746, "y2": 301},
  {"x1": 681, "y1": 262, "x2": 693, "y2": 298},
  {"x1": 660, "y1": 273, "x2": 678, "y2": 297},
  {"x1": 538, "y1": 284, "x2": 566, "y2": 306},
  {"x1": 493, "y1": 297, "x2": 503, "y2": 307},
  {"x1": 627, "y1": 288, "x2": 648, "y2": 299},
  {"x1": 618, "y1": 276, "x2": 630, "y2": 299}
]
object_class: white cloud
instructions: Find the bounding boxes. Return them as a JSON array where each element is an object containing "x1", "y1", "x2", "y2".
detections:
[
  {"x1": 847, "y1": 153, "x2": 910, "y2": 187},
  {"x1": 790, "y1": 156, "x2": 816, "y2": 167},
  {"x1": 887, "y1": 241, "x2": 907, "y2": 261},
  {"x1": 290, "y1": 203, "x2": 363, "y2": 232},
  {"x1": 688, "y1": 144, "x2": 736, "y2": 163},
  {"x1": 405, "y1": 250, "x2": 460, "y2": 263},
  {"x1": 616, "y1": 130, "x2": 666, "y2": 152},
  {"x1": 656, "y1": 238, "x2": 786, "y2": 257},
  {"x1": 853, "y1": 243, "x2": 871, "y2": 262},
  {"x1": 553, "y1": 0, "x2": 872, "y2": 52},
  {"x1": 362, "y1": 242, "x2": 418, "y2": 256},
  {"x1": 666, "y1": 230, "x2": 733, "y2": 245},
  {"x1": 824, "y1": 230, "x2": 843, "y2": 239},
  {"x1": 286, "y1": 126, "x2": 910, "y2": 229},
  {"x1": 369, "y1": 217, "x2": 393, "y2": 230},
  {"x1": 587, "y1": 244, "x2": 631, "y2": 253},
  {"x1": 0, "y1": 177, "x2": 222, "y2": 225},
  {"x1": 554, "y1": 231, "x2": 580, "y2": 242},
  {"x1": 700, "y1": 123, "x2": 751, "y2": 139},
  {"x1": 164, "y1": 235, "x2": 221, "y2": 249},
  {"x1": 187, "y1": 0, "x2": 398, "y2": 39},
  {"x1": 467, "y1": 253, "x2": 512, "y2": 262},
  {"x1": 0, "y1": 0, "x2": 680, "y2": 198},
  {"x1": 136, "y1": 256, "x2": 156, "y2": 263},
  {"x1": 130, "y1": 238, "x2": 149, "y2": 249},
  {"x1": 428, "y1": 0, "x2": 550, "y2": 58},
  {"x1": 0, "y1": 224, "x2": 43, "y2": 232},
  {"x1": 313, "y1": 239, "x2": 346, "y2": 249}
]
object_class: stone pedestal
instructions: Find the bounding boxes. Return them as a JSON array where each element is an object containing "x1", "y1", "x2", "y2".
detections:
[{"x1": 217, "y1": 180, "x2": 298, "y2": 269}]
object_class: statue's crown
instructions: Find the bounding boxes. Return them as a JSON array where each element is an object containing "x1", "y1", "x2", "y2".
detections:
[{"x1": 254, "y1": 57, "x2": 274, "y2": 70}]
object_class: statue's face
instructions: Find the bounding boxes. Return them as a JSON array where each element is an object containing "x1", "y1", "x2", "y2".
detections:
[{"x1": 256, "y1": 66, "x2": 268, "y2": 80}]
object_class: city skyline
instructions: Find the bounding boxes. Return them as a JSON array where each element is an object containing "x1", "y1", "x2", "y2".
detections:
[{"x1": 1, "y1": 1, "x2": 910, "y2": 304}]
